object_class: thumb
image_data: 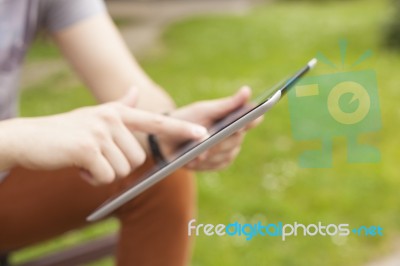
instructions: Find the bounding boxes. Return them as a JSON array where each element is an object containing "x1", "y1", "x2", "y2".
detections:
[
  {"x1": 119, "y1": 87, "x2": 139, "y2": 107},
  {"x1": 205, "y1": 86, "x2": 251, "y2": 119}
]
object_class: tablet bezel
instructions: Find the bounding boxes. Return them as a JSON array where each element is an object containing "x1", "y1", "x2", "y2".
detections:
[{"x1": 87, "y1": 59, "x2": 317, "y2": 222}]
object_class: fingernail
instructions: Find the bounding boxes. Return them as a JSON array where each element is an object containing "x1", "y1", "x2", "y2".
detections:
[{"x1": 192, "y1": 126, "x2": 208, "y2": 137}]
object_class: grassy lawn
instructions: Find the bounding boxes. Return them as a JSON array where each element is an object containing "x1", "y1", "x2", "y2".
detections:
[{"x1": 13, "y1": 0, "x2": 400, "y2": 265}]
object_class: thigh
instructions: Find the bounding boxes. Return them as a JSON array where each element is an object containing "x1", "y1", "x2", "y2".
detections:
[
  {"x1": 0, "y1": 160, "x2": 185, "y2": 252},
  {"x1": 0, "y1": 166, "x2": 116, "y2": 252}
]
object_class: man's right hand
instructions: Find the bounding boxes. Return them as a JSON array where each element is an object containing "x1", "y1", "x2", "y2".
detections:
[{"x1": 0, "y1": 90, "x2": 207, "y2": 185}]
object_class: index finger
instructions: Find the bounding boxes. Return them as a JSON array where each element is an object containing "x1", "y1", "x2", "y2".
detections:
[{"x1": 116, "y1": 105, "x2": 208, "y2": 140}]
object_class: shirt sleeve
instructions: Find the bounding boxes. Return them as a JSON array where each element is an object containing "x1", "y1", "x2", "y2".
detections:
[{"x1": 39, "y1": 0, "x2": 106, "y2": 33}]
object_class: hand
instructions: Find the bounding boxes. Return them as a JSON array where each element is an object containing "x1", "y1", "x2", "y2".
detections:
[
  {"x1": 0, "y1": 90, "x2": 208, "y2": 185},
  {"x1": 165, "y1": 86, "x2": 263, "y2": 171}
]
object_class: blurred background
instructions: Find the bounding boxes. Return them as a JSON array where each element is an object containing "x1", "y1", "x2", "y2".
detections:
[{"x1": 12, "y1": 0, "x2": 400, "y2": 265}]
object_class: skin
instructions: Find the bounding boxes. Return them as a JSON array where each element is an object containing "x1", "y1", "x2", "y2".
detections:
[
  {"x1": 0, "y1": 12, "x2": 262, "y2": 184},
  {"x1": 165, "y1": 86, "x2": 261, "y2": 171}
]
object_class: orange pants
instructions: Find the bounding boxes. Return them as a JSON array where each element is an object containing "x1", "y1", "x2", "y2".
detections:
[{"x1": 0, "y1": 160, "x2": 196, "y2": 266}]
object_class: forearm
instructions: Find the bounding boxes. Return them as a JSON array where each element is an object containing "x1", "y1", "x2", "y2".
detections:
[{"x1": 52, "y1": 13, "x2": 175, "y2": 113}]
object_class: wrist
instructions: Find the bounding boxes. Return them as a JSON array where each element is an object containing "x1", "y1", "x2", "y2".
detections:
[
  {"x1": 147, "y1": 134, "x2": 167, "y2": 164},
  {"x1": 146, "y1": 112, "x2": 174, "y2": 163}
]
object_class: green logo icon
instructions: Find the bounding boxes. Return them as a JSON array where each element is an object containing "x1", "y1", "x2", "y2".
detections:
[{"x1": 288, "y1": 40, "x2": 381, "y2": 168}]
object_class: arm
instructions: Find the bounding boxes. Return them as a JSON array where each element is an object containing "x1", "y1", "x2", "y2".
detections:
[
  {"x1": 51, "y1": 10, "x2": 262, "y2": 172},
  {"x1": 51, "y1": 13, "x2": 173, "y2": 112},
  {"x1": 52, "y1": 13, "x2": 175, "y2": 154},
  {"x1": 0, "y1": 1, "x2": 211, "y2": 183},
  {"x1": 0, "y1": 95, "x2": 207, "y2": 183}
]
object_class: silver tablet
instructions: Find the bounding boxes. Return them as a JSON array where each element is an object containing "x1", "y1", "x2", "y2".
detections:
[{"x1": 87, "y1": 58, "x2": 317, "y2": 222}]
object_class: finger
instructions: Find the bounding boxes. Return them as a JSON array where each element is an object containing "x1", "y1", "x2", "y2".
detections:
[
  {"x1": 186, "y1": 133, "x2": 243, "y2": 169},
  {"x1": 208, "y1": 132, "x2": 244, "y2": 153},
  {"x1": 117, "y1": 106, "x2": 208, "y2": 140},
  {"x1": 199, "y1": 86, "x2": 252, "y2": 120},
  {"x1": 244, "y1": 115, "x2": 264, "y2": 131},
  {"x1": 185, "y1": 160, "x2": 200, "y2": 170},
  {"x1": 112, "y1": 124, "x2": 146, "y2": 169},
  {"x1": 196, "y1": 153, "x2": 237, "y2": 171},
  {"x1": 186, "y1": 146, "x2": 241, "y2": 170},
  {"x1": 84, "y1": 153, "x2": 116, "y2": 184},
  {"x1": 187, "y1": 151, "x2": 208, "y2": 167},
  {"x1": 198, "y1": 151, "x2": 209, "y2": 161},
  {"x1": 79, "y1": 169, "x2": 100, "y2": 186},
  {"x1": 206, "y1": 146, "x2": 241, "y2": 165},
  {"x1": 101, "y1": 140, "x2": 132, "y2": 178},
  {"x1": 186, "y1": 157, "x2": 204, "y2": 170}
]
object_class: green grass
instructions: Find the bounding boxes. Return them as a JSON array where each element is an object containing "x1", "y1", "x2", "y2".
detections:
[
  {"x1": 13, "y1": 0, "x2": 400, "y2": 265},
  {"x1": 25, "y1": 36, "x2": 61, "y2": 61}
]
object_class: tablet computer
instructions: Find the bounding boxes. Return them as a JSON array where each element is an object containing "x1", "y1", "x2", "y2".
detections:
[{"x1": 87, "y1": 58, "x2": 317, "y2": 222}]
